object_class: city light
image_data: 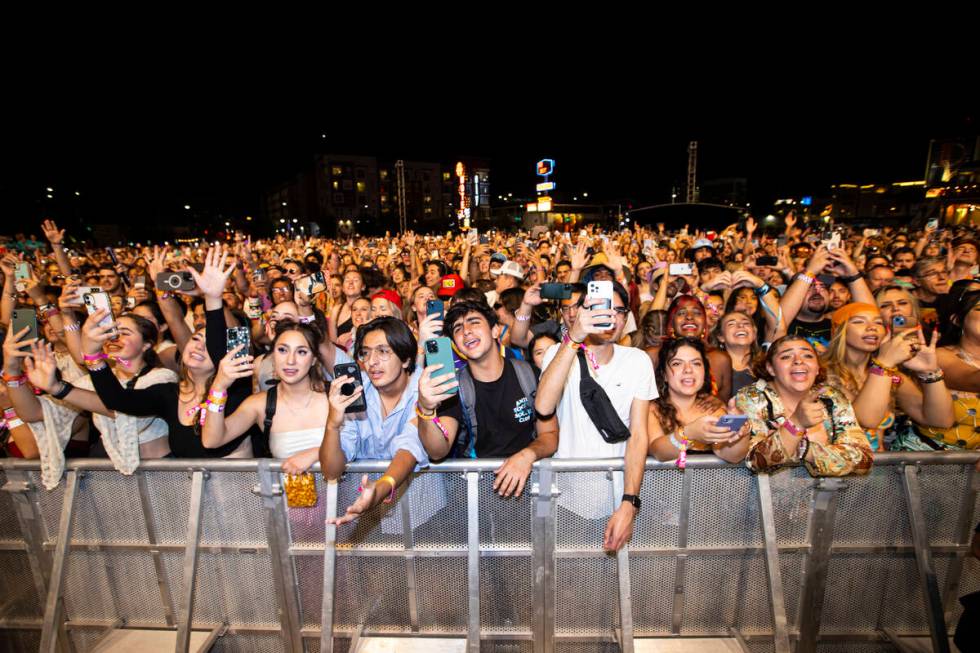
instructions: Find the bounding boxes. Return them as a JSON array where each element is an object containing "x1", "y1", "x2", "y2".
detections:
[
  {"x1": 74, "y1": 191, "x2": 80, "y2": 196},
  {"x1": 46, "y1": 187, "x2": 53, "y2": 192},
  {"x1": 282, "y1": 202, "x2": 287, "y2": 206},
  {"x1": 184, "y1": 205, "x2": 191, "y2": 210},
  {"x1": 280, "y1": 219, "x2": 285, "y2": 223}
]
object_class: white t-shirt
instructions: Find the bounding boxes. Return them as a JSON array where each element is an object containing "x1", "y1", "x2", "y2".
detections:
[{"x1": 541, "y1": 343, "x2": 657, "y2": 519}]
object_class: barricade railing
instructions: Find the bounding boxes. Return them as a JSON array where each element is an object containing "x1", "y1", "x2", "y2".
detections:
[{"x1": 0, "y1": 452, "x2": 976, "y2": 652}]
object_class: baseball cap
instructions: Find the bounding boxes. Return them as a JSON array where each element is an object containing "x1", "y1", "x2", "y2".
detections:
[
  {"x1": 489, "y1": 252, "x2": 507, "y2": 265},
  {"x1": 437, "y1": 274, "x2": 465, "y2": 298},
  {"x1": 370, "y1": 289, "x2": 402, "y2": 310},
  {"x1": 493, "y1": 260, "x2": 524, "y2": 279},
  {"x1": 691, "y1": 239, "x2": 713, "y2": 251}
]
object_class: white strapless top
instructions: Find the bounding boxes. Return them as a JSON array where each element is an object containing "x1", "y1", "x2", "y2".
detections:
[{"x1": 270, "y1": 427, "x2": 323, "y2": 460}]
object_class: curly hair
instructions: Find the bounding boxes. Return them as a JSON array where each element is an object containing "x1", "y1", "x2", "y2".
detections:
[
  {"x1": 653, "y1": 337, "x2": 722, "y2": 436},
  {"x1": 752, "y1": 335, "x2": 827, "y2": 386}
]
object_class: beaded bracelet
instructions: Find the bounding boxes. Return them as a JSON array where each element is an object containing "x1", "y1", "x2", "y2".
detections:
[
  {"x1": 83, "y1": 353, "x2": 108, "y2": 362},
  {"x1": 416, "y1": 405, "x2": 449, "y2": 440},
  {"x1": 676, "y1": 428, "x2": 689, "y2": 470},
  {"x1": 205, "y1": 402, "x2": 226, "y2": 414}
]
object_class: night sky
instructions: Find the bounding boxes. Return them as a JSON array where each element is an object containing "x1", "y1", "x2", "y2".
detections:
[{"x1": 4, "y1": 99, "x2": 976, "y2": 236}]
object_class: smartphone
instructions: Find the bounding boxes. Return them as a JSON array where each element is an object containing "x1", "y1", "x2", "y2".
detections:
[
  {"x1": 423, "y1": 337, "x2": 458, "y2": 396},
  {"x1": 297, "y1": 271, "x2": 327, "y2": 296},
  {"x1": 14, "y1": 262, "x2": 31, "y2": 292},
  {"x1": 134, "y1": 276, "x2": 146, "y2": 290},
  {"x1": 333, "y1": 362, "x2": 367, "y2": 413},
  {"x1": 466, "y1": 229, "x2": 479, "y2": 246},
  {"x1": 669, "y1": 263, "x2": 693, "y2": 276},
  {"x1": 226, "y1": 326, "x2": 251, "y2": 359},
  {"x1": 822, "y1": 232, "x2": 841, "y2": 251},
  {"x1": 716, "y1": 414, "x2": 749, "y2": 432},
  {"x1": 479, "y1": 235, "x2": 489, "y2": 245},
  {"x1": 155, "y1": 271, "x2": 196, "y2": 292},
  {"x1": 82, "y1": 290, "x2": 118, "y2": 336},
  {"x1": 426, "y1": 299, "x2": 444, "y2": 321},
  {"x1": 756, "y1": 255, "x2": 778, "y2": 267},
  {"x1": 125, "y1": 296, "x2": 136, "y2": 309},
  {"x1": 926, "y1": 218, "x2": 939, "y2": 230},
  {"x1": 776, "y1": 235, "x2": 788, "y2": 247},
  {"x1": 105, "y1": 247, "x2": 129, "y2": 288},
  {"x1": 252, "y1": 267, "x2": 267, "y2": 283},
  {"x1": 11, "y1": 309, "x2": 38, "y2": 342},
  {"x1": 586, "y1": 280, "x2": 614, "y2": 329},
  {"x1": 540, "y1": 282, "x2": 573, "y2": 300}
]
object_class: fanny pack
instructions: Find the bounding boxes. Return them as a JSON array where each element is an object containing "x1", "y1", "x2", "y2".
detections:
[{"x1": 577, "y1": 350, "x2": 631, "y2": 444}]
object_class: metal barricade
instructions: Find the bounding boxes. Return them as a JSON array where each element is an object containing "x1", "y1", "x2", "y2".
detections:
[{"x1": 0, "y1": 452, "x2": 976, "y2": 653}]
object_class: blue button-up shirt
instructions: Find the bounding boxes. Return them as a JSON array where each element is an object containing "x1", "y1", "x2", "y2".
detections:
[{"x1": 339, "y1": 367, "x2": 428, "y2": 468}]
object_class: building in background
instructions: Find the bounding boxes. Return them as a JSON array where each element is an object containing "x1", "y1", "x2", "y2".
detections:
[{"x1": 262, "y1": 155, "x2": 491, "y2": 236}]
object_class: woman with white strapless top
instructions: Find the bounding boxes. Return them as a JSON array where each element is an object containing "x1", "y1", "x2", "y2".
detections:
[{"x1": 201, "y1": 321, "x2": 329, "y2": 474}]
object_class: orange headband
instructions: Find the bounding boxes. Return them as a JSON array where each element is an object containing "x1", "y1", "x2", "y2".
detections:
[{"x1": 831, "y1": 302, "x2": 880, "y2": 334}]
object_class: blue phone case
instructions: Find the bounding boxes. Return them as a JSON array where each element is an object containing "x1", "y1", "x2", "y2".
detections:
[{"x1": 424, "y1": 337, "x2": 458, "y2": 395}]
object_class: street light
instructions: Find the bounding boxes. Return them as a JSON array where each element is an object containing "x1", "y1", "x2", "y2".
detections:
[
  {"x1": 280, "y1": 219, "x2": 285, "y2": 224},
  {"x1": 184, "y1": 205, "x2": 191, "y2": 210}
]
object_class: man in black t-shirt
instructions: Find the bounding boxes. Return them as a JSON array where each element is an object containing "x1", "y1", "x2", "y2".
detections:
[{"x1": 416, "y1": 300, "x2": 558, "y2": 497}]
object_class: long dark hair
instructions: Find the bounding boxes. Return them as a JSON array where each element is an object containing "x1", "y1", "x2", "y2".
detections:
[
  {"x1": 940, "y1": 289, "x2": 980, "y2": 347},
  {"x1": 272, "y1": 321, "x2": 327, "y2": 392},
  {"x1": 724, "y1": 287, "x2": 767, "y2": 345},
  {"x1": 119, "y1": 313, "x2": 161, "y2": 372},
  {"x1": 654, "y1": 337, "x2": 720, "y2": 436}
]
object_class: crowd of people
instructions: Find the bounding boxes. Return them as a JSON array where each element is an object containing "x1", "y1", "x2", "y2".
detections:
[{"x1": 1, "y1": 213, "x2": 977, "y2": 551}]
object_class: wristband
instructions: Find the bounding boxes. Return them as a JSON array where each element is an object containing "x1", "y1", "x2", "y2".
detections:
[
  {"x1": 795, "y1": 273, "x2": 815, "y2": 285},
  {"x1": 838, "y1": 272, "x2": 862, "y2": 284},
  {"x1": 3, "y1": 408, "x2": 16, "y2": 420},
  {"x1": 5, "y1": 418, "x2": 24, "y2": 429},
  {"x1": 83, "y1": 353, "x2": 109, "y2": 362},
  {"x1": 416, "y1": 405, "x2": 449, "y2": 441},
  {"x1": 155, "y1": 290, "x2": 174, "y2": 300},
  {"x1": 63, "y1": 322, "x2": 80, "y2": 333},
  {"x1": 869, "y1": 358, "x2": 902, "y2": 385},
  {"x1": 205, "y1": 401, "x2": 226, "y2": 414},
  {"x1": 515, "y1": 312, "x2": 532, "y2": 322},
  {"x1": 916, "y1": 370, "x2": 945, "y2": 384},
  {"x1": 675, "y1": 428, "x2": 689, "y2": 470},
  {"x1": 375, "y1": 474, "x2": 397, "y2": 504},
  {"x1": 755, "y1": 283, "x2": 772, "y2": 297},
  {"x1": 298, "y1": 314, "x2": 316, "y2": 324},
  {"x1": 51, "y1": 382, "x2": 74, "y2": 400}
]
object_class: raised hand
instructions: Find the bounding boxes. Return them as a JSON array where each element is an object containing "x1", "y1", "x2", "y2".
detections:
[
  {"x1": 187, "y1": 245, "x2": 235, "y2": 300},
  {"x1": 41, "y1": 219, "x2": 65, "y2": 245}
]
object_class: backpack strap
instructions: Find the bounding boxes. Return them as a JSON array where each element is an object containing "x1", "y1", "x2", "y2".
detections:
[
  {"x1": 511, "y1": 358, "x2": 538, "y2": 402},
  {"x1": 263, "y1": 384, "x2": 278, "y2": 440},
  {"x1": 456, "y1": 366, "x2": 478, "y2": 458}
]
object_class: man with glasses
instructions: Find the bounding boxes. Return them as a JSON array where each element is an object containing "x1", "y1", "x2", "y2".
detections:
[
  {"x1": 913, "y1": 257, "x2": 949, "y2": 334},
  {"x1": 269, "y1": 277, "x2": 294, "y2": 305},
  {"x1": 534, "y1": 280, "x2": 656, "y2": 552},
  {"x1": 320, "y1": 317, "x2": 429, "y2": 525},
  {"x1": 281, "y1": 259, "x2": 304, "y2": 281}
]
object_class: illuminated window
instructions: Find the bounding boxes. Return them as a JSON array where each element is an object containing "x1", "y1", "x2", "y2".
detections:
[
  {"x1": 425, "y1": 207, "x2": 433, "y2": 214},
  {"x1": 380, "y1": 170, "x2": 388, "y2": 180},
  {"x1": 381, "y1": 195, "x2": 388, "y2": 203},
  {"x1": 442, "y1": 172, "x2": 451, "y2": 181},
  {"x1": 331, "y1": 166, "x2": 342, "y2": 176},
  {"x1": 424, "y1": 196, "x2": 432, "y2": 203},
  {"x1": 356, "y1": 181, "x2": 366, "y2": 193},
  {"x1": 332, "y1": 181, "x2": 339, "y2": 190}
]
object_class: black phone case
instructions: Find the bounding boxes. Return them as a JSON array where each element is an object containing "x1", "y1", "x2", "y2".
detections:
[{"x1": 334, "y1": 363, "x2": 367, "y2": 413}]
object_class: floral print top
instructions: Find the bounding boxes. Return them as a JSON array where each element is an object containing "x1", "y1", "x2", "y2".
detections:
[{"x1": 734, "y1": 379, "x2": 874, "y2": 477}]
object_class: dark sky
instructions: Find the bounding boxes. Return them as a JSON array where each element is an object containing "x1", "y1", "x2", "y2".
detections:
[{"x1": 4, "y1": 98, "x2": 976, "y2": 234}]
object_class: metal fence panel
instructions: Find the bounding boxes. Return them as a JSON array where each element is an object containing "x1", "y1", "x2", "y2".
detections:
[{"x1": 1, "y1": 453, "x2": 977, "y2": 652}]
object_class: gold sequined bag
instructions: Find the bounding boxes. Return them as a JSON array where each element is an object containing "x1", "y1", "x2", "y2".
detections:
[{"x1": 284, "y1": 473, "x2": 318, "y2": 508}]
